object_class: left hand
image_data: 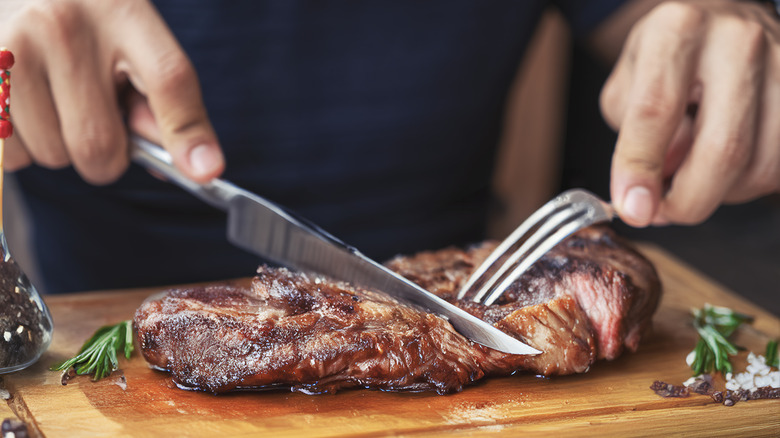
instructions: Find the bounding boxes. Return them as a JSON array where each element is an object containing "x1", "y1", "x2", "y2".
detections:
[{"x1": 600, "y1": 0, "x2": 780, "y2": 227}]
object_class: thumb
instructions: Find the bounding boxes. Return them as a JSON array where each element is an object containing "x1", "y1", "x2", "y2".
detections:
[{"x1": 114, "y1": 2, "x2": 223, "y2": 182}]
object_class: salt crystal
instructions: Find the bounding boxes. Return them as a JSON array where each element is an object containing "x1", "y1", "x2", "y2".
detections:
[
  {"x1": 770, "y1": 372, "x2": 780, "y2": 388},
  {"x1": 746, "y1": 362, "x2": 764, "y2": 376},
  {"x1": 686, "y1": 351, "x2": 696, "y2": 366},
  {"x1": 114, "y1": 375, "x2": 127, "y2": 391},
  {"x1": 724, "y1": 353, "x2": 780, "y2": 392}
]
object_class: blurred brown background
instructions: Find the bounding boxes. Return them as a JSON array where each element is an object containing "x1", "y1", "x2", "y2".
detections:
[{"x1": 4, "y1": 7, "x2": 778, "y2": 316}]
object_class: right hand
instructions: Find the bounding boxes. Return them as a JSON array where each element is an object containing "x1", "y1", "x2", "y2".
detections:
[{"x1": 0, "y1": 0, "x2": 224, "y2": 184}]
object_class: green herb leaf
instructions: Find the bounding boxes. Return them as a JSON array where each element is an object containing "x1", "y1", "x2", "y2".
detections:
[
  {"x1": 51, "y1": 320, "x2": 134, "y2": 381},
  {"x1": 688, "y1": 304, "x2": 752, "y2": 376},
  {"x1": 766, "y1": 340, "x2": 779, "y2": 368}
]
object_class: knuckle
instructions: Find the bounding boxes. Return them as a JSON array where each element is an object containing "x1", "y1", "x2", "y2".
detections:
[
  {"x1": 13, "y1": 133, "x2": 70, "y2": 169},
  {"x1": 710, "y1": 135, "x2": 751, "y2": 170},
  {"x1": 66, "y1": 121, "x2": 120, "y2": 166},
  {"x1": 750, "y1": 177, "x2": 778, "y2": 195},
  {"x1": 32, "y1": 1, "x2": 86, "y2": 49},
  {"x1": 648, "y1": 1, "x2": 706, "y2": 35},
  {"x1": 618, "y1": 153, "x2": 664, "y2": 176},
  {"x1": 66, "y1": 121, "x2": 127, "y2": 184},
  {"x1": 628, "y1": 156, "x2": 664, "y2": 175},
  {"x1": 632, "y1": 86, "x2": 680, "y2": 121},
  {"x1": 744, "y1": 161, "x2": 780, "y2": 194},
  {"x1": 34, "y1": 149, "x2": 70, "y2": 169},
  {"x1": 148, "y1": 51, "x2": 198, "y2": 94}
]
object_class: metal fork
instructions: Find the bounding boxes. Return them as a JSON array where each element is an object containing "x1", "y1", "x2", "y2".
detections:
[{"x1": 457, "y1": 189, "x2": 615, "y2": 306}]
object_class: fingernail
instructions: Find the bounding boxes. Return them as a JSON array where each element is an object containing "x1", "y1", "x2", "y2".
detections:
[
  {"x1": 622, "y1": 186, "x2": 654, "y2": 226},
  {"x1": 188, "y1": 144, "x2": 222, "y2": 178}
]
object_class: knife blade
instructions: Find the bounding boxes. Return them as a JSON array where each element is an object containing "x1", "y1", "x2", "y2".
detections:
[{"x1": 129, "y1": 135, "x2": 541, "y2": 355}]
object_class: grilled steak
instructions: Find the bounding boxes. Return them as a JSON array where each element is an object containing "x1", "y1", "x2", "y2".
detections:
[{"x1": 135, "y1": 225, "x2": 661, "y2": 394}]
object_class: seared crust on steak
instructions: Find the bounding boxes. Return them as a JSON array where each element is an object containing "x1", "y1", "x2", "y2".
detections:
[
  {"x1": 135, "y1": 225, "x2": 661, "y2": 394},
  {"x1": 135, "y1": 270, "x2": 491, "y2": 394}
]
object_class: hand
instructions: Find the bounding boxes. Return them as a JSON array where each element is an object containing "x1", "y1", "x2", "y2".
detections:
[
  {"x1": 0, "y1": 0, "x2": 224, "y2": 184},
  {"x1": 600, "y1": 0, "x2": 780, "y2": 227}
]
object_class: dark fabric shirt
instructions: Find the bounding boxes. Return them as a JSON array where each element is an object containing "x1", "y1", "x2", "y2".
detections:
[{"x1": 15, "y1": 0, "x2": 626, "y2": 294}]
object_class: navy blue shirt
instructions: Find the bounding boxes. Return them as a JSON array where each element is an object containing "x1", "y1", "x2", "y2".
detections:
[{"x1": 16, "y1": 0, "x2": 626, "y2": 294}]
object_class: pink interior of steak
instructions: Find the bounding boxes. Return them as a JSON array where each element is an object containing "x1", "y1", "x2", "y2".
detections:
[
  {"x1": 385, "y1": 225, "x2": 662, "y2": 366},
  {"x1": 135, "y1": 225, "x2": 661, "y2": 394}
]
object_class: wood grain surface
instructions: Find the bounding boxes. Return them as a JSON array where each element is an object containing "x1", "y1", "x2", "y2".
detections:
[{"x1": 2, "y1": 245, "x2": 778, "y2": 437}]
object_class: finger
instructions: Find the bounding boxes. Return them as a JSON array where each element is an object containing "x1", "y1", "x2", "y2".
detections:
[
  {"x1": 2, "y1": 132, "x2": 32, "y2": 171},
  {"x1": 659, "y1": 16, "x2": 765, "y2": 223},
  {"x1": 663, "y1": 109, "x2": 695, "y2": 180},
  {"x1": 1, "y1": 33, "x2": 70, "y2": 170},
  {"x1": 610, "y1": 3, "x2": 705, "y2": 227},
  {"x1": 600, "y1": 25, "x2": 640, "y2": 130},
  {"x1": 604, "y1": 66, "x2": 698, "y2": 184},
  {"x1": 42, "y1": 7, "x2": 128, "y2": 185},
  {"x1": 600, "y1": 56, "x2": 630, "y2": 131},
  {"x1": 125, "y1": 88, "x2": 162, "y2": 143},
  {"x1": 113, "y1": 1, "x2": 223, "y2": 182},
  {"x1": 721, "y1": 44, "x2": 780, "y2": 203}
]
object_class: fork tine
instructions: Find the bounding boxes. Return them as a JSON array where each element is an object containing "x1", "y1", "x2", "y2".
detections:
[
  {"x1": 479, "y1": 211, "x2": 600, "y2": 306},
  {"x1": 470, "y1": 204, "x2": 590, "y2": 304},
  {"x1": 456, "y1": 192, "x2": 574, "y2": 300},
  {"x1": 459, "y1": 189, "x2": 616, "y2": 307}
]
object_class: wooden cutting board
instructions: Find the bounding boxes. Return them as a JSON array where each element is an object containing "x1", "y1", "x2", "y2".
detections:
[{"x1": 2, "y1": 245, "x2": 778, "y2": 437}]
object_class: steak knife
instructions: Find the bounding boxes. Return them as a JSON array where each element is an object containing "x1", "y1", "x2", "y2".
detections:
[{"x1": 129, "y1": 135, "x2": 541, "y2": 355}]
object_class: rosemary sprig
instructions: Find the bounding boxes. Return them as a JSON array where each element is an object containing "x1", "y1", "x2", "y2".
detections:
[
  {"x1": 51, "y1": 320, "x2": 134, "y2": 380},
  {"x1": 766, "y1": 339, "x2": 779, "y2": 368},
  {"x1": 688, "y1": 304, "x2": 752, "y2": 376}
]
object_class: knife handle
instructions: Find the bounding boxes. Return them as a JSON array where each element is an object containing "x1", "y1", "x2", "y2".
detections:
[{"x1": 129, "y1": 134, "x2": 233, "y2": 210}]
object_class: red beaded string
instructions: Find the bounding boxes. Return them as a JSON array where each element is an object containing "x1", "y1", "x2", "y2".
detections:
[
  {"x1": 0, "y1": 48, "x2": 13, "y2": 139},
  {"x1": 0, "y1": 48, "x2": 11, "y2": 223}
]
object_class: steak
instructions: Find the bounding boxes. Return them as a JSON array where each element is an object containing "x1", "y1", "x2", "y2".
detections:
[{"x1": 135, "y1": 225, "x2": 661, "y2": 394}]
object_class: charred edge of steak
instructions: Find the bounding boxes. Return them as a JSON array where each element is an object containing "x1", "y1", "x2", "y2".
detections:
[{"x1": 135, "y1": 268, "x2": 492, "y2": 394}]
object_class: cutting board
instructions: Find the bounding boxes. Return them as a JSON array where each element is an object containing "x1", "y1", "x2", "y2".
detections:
[{"x1": 2, "y1": 245, "x2": 778, "y2": 437}]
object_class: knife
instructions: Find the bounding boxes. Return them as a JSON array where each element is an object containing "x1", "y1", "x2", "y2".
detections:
[{"x1": 129, "y1": 135, "x2": 541, "y2": 355}]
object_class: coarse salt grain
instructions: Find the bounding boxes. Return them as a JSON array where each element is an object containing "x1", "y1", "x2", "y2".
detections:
[
  {"x1": 685, "y1": 350, "x2": 696, "y2": 367},
  {"x1": 724, "y1": 352, "x2": 780, "y2": 392}
]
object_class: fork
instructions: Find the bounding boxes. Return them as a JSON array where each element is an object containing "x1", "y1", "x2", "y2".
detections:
[{"x1": 457, "y1": 189, "x2": 615, "y2": 306}]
